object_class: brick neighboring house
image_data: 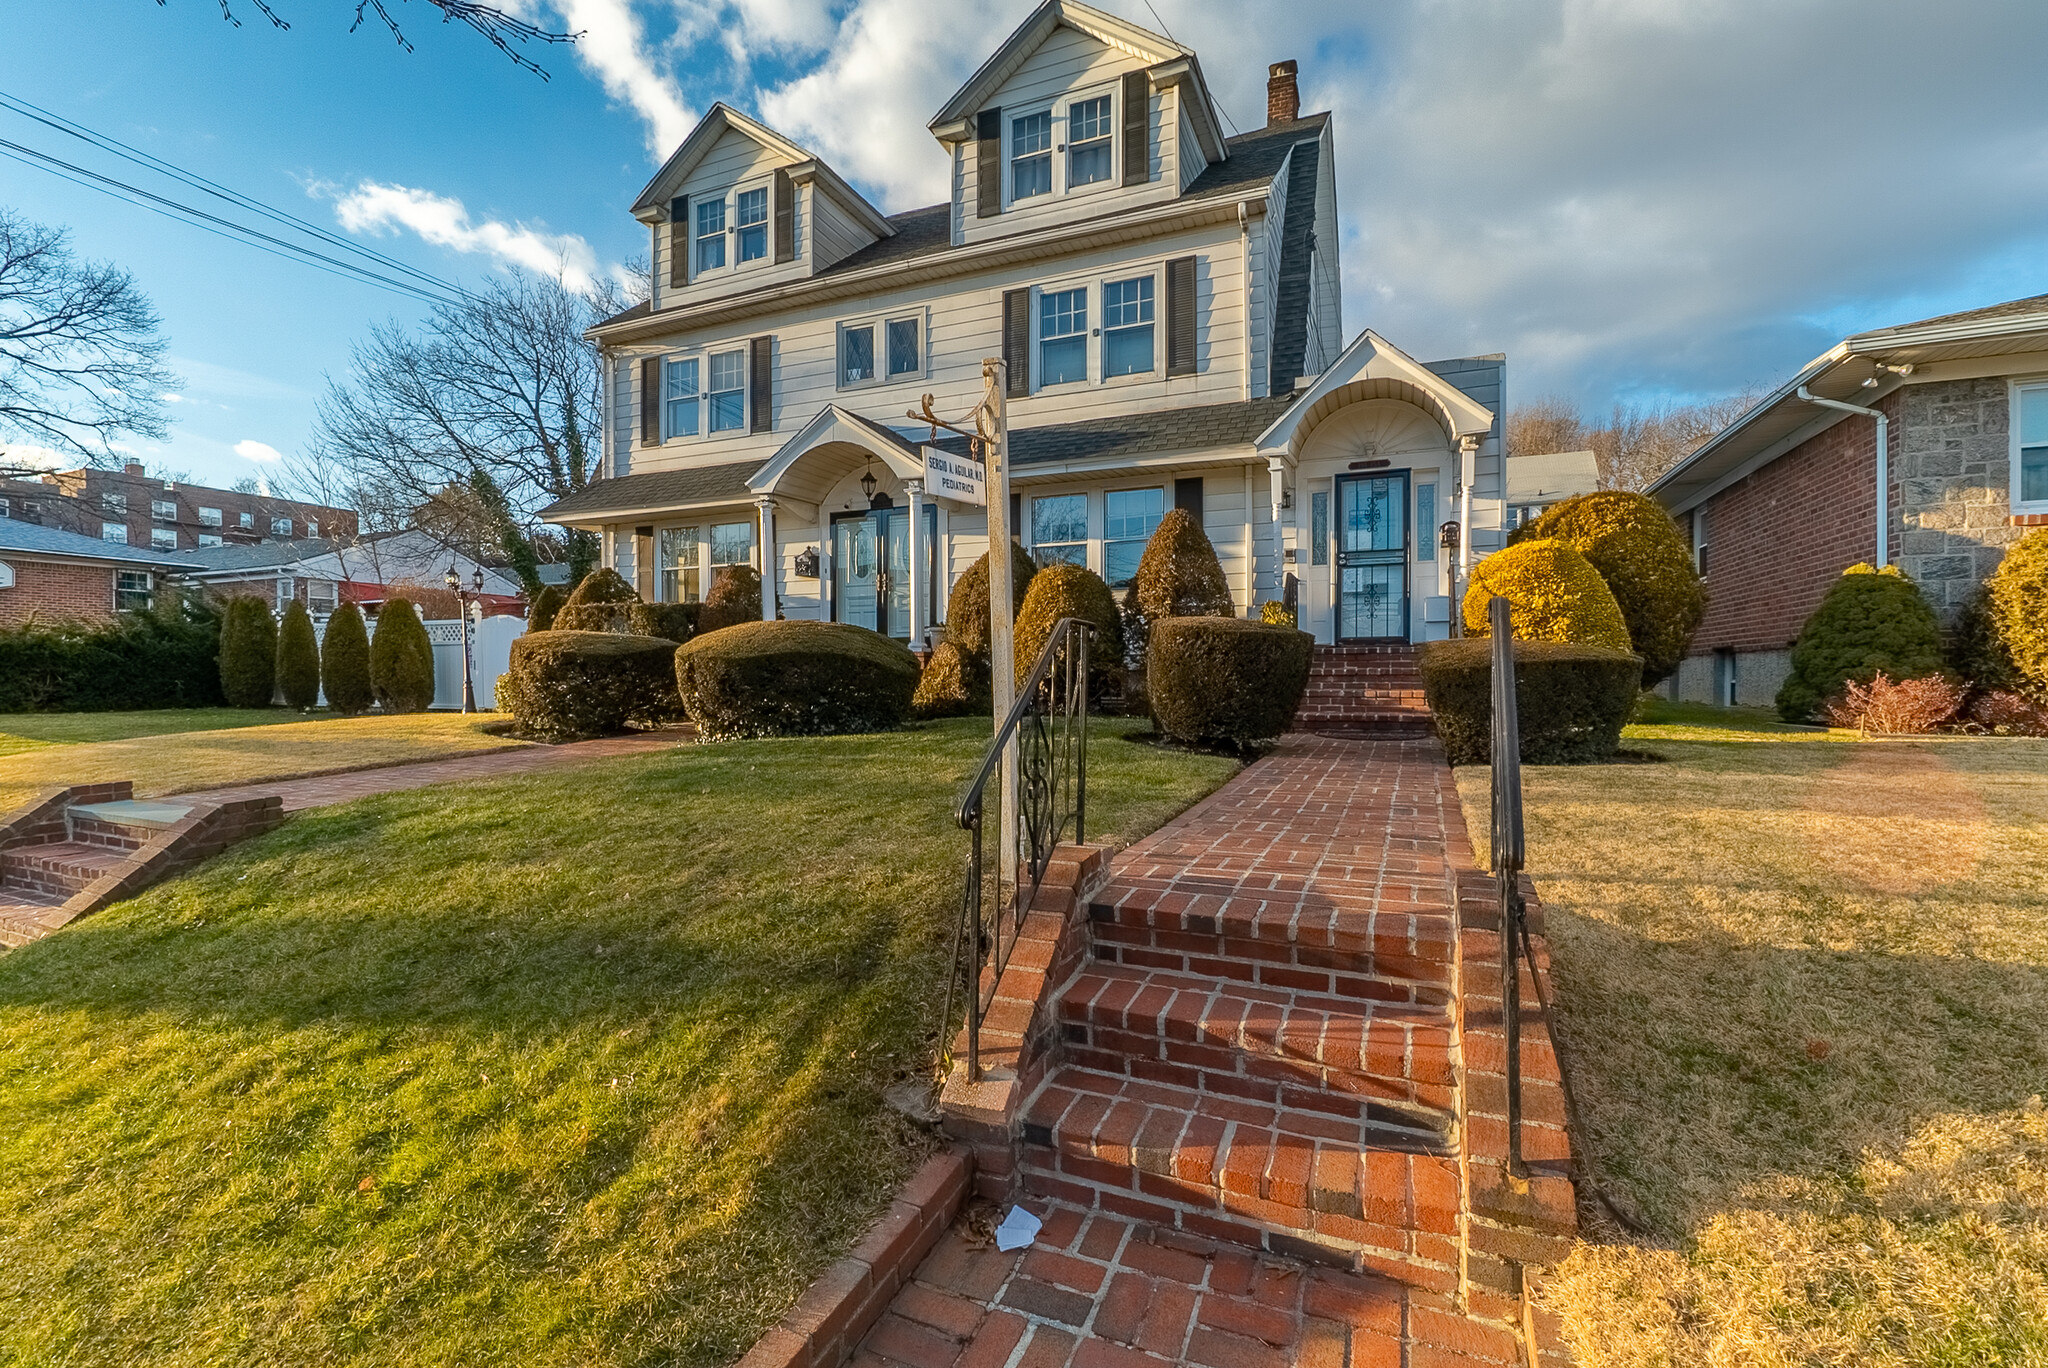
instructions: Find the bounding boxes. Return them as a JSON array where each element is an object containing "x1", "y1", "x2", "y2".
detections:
[
  {"x1": 1651, "y1": 292, "x2": 2048, "y2": 707},
  {"x1": 0, "y1": 461, "x2": 355, "y2": 553},
  {"x1": 0, "y1": 518, "x2": 190, "y2": 627}
]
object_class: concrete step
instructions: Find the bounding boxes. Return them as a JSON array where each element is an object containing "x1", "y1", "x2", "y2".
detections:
[{"x1": 1, "y1": 842, "x2": 125, "y2": 899}]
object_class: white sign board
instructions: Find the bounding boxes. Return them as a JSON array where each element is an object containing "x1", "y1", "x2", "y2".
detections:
[{"x1": 923, "y1": 445, "x2": 987, "y2": 506}]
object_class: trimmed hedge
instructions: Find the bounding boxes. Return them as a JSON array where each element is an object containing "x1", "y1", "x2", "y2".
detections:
[
  {"x1": 1775, "y1": 564, "x2": 1946, "y2": 722},
  {"x1": 321, "y1": 601, "x2": 374, "y2": 716},
  {"x1": 528, "y1": 584, "x2": 566, "y2": 632},
  {"x1": 497, "y1": 631, "x2": 681, "y2": 742},
  {"x1": 628, "y1": 601, "x2": 699, "y2": 643},
  {"x1": 0, "y1": 601, "x2": 223, "y2": 713},
  {"x1": 1519, "y1": 491, "x2": 1704, "y2": 685},
  {"x1": 1463, "y1": 538, "x2": 1632, "y2": 651},
  {"x1": 945, "y1": 541, "x2": 1037, "y2": 659},
  {"x1": 553, "y1": 567, "x2": 639, "y2": 633},
  {"x1": 371, "y1": 598, "x2": 436, "y2": 713},
  {"x1": 1131, "y1": 507, "x2": 1234, "y2": 625},
  {"x1": 1988, "y1": 527, "x2": 2048, "y2": 697},
  {"x1": 1148, "y1": 617, "x2": 1313, "y2": 751},
  {"x1": 219, "y1": 597, "x2": 277, "y2": 708},
  {"x1": 1420, "y1": 638, "x2": 1643, "y2": 765},
  {"x1": 276, "y1": 599, "x2": 321, "y2": 711},
  {"x1": 675, "y1": 620, "x2": 919, "y2": 739},
  {"x1": 697, "y1": 563, "x2": 763, "y2": 634},
  {"x1": 1013, "y1": 561, "x2": 1124, "y2": 691},
  {"x1": 913, "y1": 640, "x2": 989, "y2": 719}
]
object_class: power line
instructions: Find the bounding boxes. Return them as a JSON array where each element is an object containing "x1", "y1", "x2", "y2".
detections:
[{"x1": 1138, "y1": 0, "x2": 1240, "y2": 137}]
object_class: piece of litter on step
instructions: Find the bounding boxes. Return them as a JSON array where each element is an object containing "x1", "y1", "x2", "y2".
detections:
[{"x1": 993, "y1": 1205, "x2": 1041, "y2": 1251}]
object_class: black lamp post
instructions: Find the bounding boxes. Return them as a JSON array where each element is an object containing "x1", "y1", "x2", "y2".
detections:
[{"x1": 443, "y1": 563, "x2": 484, "y2": 713}]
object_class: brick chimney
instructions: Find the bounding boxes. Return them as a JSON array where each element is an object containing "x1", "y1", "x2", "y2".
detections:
[
  {"x1": 1267, "y1": 60, "x2": 1300, "y2": 126},
  {"x1": 123, "y1": 461, "x2": 146, "y2": 476}
]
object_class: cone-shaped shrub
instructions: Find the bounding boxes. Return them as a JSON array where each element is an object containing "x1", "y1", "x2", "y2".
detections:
[
  {"x1": 1520, "y1": 491, "x2": 1703, "y2": 685},
  {"x1": 697, "y1": 563, "x2": 763, "y2": 634},
  {"x1": 1463, "y1": 538, "x2": 1632, "y2": 652},
  {"x1": 275, "y1": 599, "x2": 321, "y2": 710},
  {"x1": 1013, "y1": 561, "x2": 1124, "y2": 691},
  {"x1": 218, "y1": 596, "x2": 276, "y2": 708},
  {"x1": 1149, "y1": 618, "x2": 1312, "y2": 752},
  {"x1": 1775, "y1": 564, "x2": 1946, "y2": 722},
  {"x1": 371, "y1": 597, "x2": 436, "y2": 712},
  {"x1": 528, "y1": 583, "x2": 566, "y2": 632},
  {"x1": 945, "y1": 541, "x2": 1037, "y2": 659},
  {"x1": 1988, "y1": 527, "x2": 2048, "y2": 697},
  {"x1": 1131, "y1": 507, "x2": 1234, "y2": 625},
  {"x1": 321, "y1": 600, "x2": 374, "y2": 715},
  {"x1": 553, "y1": 567, "x2": 639, "y2": 633},
  {"x1": 912, "y1": 640, "x2": 989, "y2": 719}
]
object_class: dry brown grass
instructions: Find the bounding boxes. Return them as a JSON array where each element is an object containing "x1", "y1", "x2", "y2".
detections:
[{"x1": 1457, "y1": 713, "x2": 2048, "y2": 1365}]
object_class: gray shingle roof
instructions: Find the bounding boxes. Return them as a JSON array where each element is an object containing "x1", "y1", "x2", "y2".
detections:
[
  {"x1": 167, "y1": 538, "x2": 339, "y2": 572},
  {"x1": 936, "y1": 396, "x2": 1296, "y2": 467},
  {"x1": 0, "y1": 519, "x2": 192, "y2": 568},
  {"x1": 539, "y1": 461, "x2": 762, "y2": 521},
  {"x1": 1884, "y1": 292, "x2": 2048, "y2": 332}
]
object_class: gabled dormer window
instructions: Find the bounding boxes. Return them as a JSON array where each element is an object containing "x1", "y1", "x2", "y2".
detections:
[
  {"x1": 1012, "y1": 111, "x2": 1052, "y2": 200},
  {"x1": 696, "y1": 199, "x2": 726, "y2": 274},
  {"x1": 1067, "y1": 95, "x2": 1113, "y2": 187}
]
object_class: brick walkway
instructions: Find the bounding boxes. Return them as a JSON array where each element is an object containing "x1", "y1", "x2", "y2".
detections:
[{"x1": 190, "y1": 733, "x2": 679, "y2": 813}]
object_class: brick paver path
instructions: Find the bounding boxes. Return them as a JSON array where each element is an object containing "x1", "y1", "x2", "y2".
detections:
[{"x1": 190, "y1": 733, "x2": 679, "y2": 813}]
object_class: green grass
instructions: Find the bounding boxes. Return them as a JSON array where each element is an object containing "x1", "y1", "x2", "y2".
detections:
[
  {"x1": 1625, "y1": 694, "x2": 1841, "y2": 744},
  {"x1": 0, "y1": 716, "x2": 1235, "y2": 1368},
  {"x1": 0, "y1": 707, "x2": 329, "y2": 756}
]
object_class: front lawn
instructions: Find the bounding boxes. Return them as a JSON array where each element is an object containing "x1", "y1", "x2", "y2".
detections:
[
  {"x1": 0, "y1": 716, "x2": 1235, "y2": 1368},
  {"x1": 1457, "y1": 710, "x2": 2048, "y2": 1365},
  {"x1": 0, "y1": 712, "x2": 525, "y2": 809},
  {"x1": 0, "y1": 707, "x2": 331, "y2": 755}
]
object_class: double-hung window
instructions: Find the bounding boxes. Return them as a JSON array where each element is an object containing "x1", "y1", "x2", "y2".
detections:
[
  {"x1": 658, "y1": 526, "x2": 701, "y2": 602},
  {"x1": 275, "y1": 577, "x2": 295, "y2": 614},
  {"x1": 199, "y1": 533, "x2": 223, "y2": 547},
  {"x1": 151, "y1": 528, "x2": 177, "y2": 550},
  {"x1": 238, "y1": 511, "x2": 253, "y2": 529},
  {"x1": 272, "y1": 516, "x2": 294, "y2": 536},
  {"x1": 1011, "y1": 111, "x2": 1052, "y2": 201},
  {"x1": 115, "y1": 571, "x2": 151, "y2": 612},
  {"x1": 735, "y1": 186, "x2": 769, "y2": 263},
  {"x1": 664, "y1": 357, "x2": 700, "y2": 438},
  {"x1": 199, "y1": 507, "x2": 222, "y2": 528},
  {"x1": 2018, "y1": 383, "x2": 2048, "y2": 508},
  {"x1": 1040, "y1": 288, "x2": 1088, "y2": 386},
  {"x1": 309, "y1": 580, "x2": 338, "y2": 614},
  {"x1": 1032, "y1": 494, "x2": 1088, "y2": 567},
  {"x1": 151, "y1": 498, "x2": 175, "y2": 522},
  {"x1": 710, "y1": 521, "x2": 753, "y2": 588},
  {"x1": 695, "y1": 198, "x2": 727, "y2": 274},
  {"x1": 708, "y1": 349, "x2": 746, "y2": 432},
  {"x1": 102, "y1": 522, "x2": 127, "y2": 544},
  {"x1": 102, "y1": 492, "x2": 127, "y2": 514},
  {"x1": 1067, "y1": 94, "x2": 1113, "y2": 187},
  {"x1": 1102, "y1": 276, "x2": 1155, "y2": 376},
  {"x1": 1104, "y1": 488, "x2": 1163, "y2": 587}
]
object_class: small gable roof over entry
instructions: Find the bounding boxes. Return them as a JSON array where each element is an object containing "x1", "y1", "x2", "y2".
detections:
[{"x1": 1257, "y1": 330, "x2": 1497, "y2": 460}]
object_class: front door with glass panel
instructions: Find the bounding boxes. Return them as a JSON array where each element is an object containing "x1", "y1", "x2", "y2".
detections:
[
  {"x1": 1334, "y1": 472, "x2": 1409, "y2": 641},
  {"x1": 832, "y1": 505, "x2": 935, "y2": 640}
]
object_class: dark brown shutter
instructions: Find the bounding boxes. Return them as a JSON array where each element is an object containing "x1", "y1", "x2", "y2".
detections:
[
  {"x1": 976, "y1": 108, "x2": 1003, "y2": 218},
  {"x1": 1165, "y1": 255, "x2": 1197, "y2": 376},
  {"x1": 1001, "y1": 288, "x2": 1030, "y2": 397},
  {"x1": 773, "y1": 169, "x2": 794, "y2": 263},
  {"x1": 668, "y1": 196, "x2": 688, "y2": 288},
  {"x1": 1122, "y1": 70, "x2": 1149, "y2": 187},
  {"x1": 749, "y1": 336, "x2": 773, "y2": 433},
  {"x1": 640, "y1": 356, "x2": 661, "y2": 444},
  {"x1": 1174, "y1": 478, "x2": 1203, "y2": 517}
]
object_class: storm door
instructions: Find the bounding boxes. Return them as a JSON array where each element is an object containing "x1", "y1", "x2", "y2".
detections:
[{"x1": 1334, "y1": 472, "x2": 1410, "y2": 641}]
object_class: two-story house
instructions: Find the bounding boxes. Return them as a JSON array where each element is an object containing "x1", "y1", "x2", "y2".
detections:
[{"x1": 543, "y1": 0, "x2": 1512, "y2": 650}]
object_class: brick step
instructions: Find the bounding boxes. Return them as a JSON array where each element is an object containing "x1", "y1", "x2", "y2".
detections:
[
  {"x1": 1, "y1": 842, "x2": 124, "y2": 899},
  {"x1": 1086, "y1": 891, "x2": 1454, "y2": 1008},
  {"x1": 0, "y1": 888, "x2": 66, "y2": 948},
  {"x1": 67, "y1": 799, "x2": 194, "y2": 851},
  {"x1": 1020, "y1": 1067, "x2": 1459, "y2": 1283},
  {"x1": 1059, "y1": 964, "x2": 1455, "y2": 1121}
]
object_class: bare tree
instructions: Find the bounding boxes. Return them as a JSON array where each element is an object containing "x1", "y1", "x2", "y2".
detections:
[
  {"x1": 160, "y1": 0, "x2": 580, "y2": 78},
  {"x1": 1506, "y1": 395, "x2": 1588, "y2": 459},
  {"x1": 0, "y1": 209, "x2": 178, "y2": 465},
  {"x1": 1506, "y1": 391, "x2": 1764, "y2": 492}
]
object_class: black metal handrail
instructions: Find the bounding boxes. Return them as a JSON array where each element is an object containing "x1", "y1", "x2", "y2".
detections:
[
  {"x1": 943, "y1": 616, "x2": 1095, "y2": 1081},
  {"x1": 1488, "y1": 594, "x2": 1530, "y2": 1178}
]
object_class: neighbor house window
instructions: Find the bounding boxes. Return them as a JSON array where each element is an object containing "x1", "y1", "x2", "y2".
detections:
[
  {"x1": 102, "y1": 522, "x2": 127, "y2": 544},
  {"x1": 275, "y1": 577, "x2": 294, "y2": 613},
  {"x1": 664, "y1": 357, "x2": 700, "y2": 438},
  {"x1": 1692, "y1": 508, "x2": 1708, "y2": 577},
  {"x1": 1039, "y1": 288, "x2": 1087, "y2": 386},
  {"x1": 2018, "y1": 383, "x2": 2048, "y2": 507},
  {"x1": 695, "y1": 198, "x2": 727, "y2": 273},
  {"x1": 1011, "y1": 111, "x2": 1052, "y2": 200},
  {"x1": 272, "y1": 516, "x2": 294, "y2": 536},
  {"x1": 238, "y1": 511, "x2": 253, "y2": 529},
  {"x1": 199, "y1": 533, "x2": 223, "y2": 547},
  {"x1": 308, "y1": 580, "x2": 338, "y2": 614},
  {"x1": 735, "y1": 186, "x2": 769, "y2": 263},
  {"x1": 1032, "y1": 494, "x2": 1088, "y2": 567},
  {"x1": 1104, "y1": 487, "x2": 1163, "y2": 586},
  {"x1": 199, "y1": 507, "x2": 222, "y2": 527},
  {"x1": 151, "y1": 528, "x2": 177, "y2": 550},
  {"x1": 708, "y1": 349, "x2": 746, "y2": 432},
  {"x1": 1102, "y1": 276, "x2": 1155, "y2": 376},
  {"x1": 115, "y1": 571, "x2": 151, "y2": 612},
  {"x1": 152, "y1": 498, "x2": 176, "y2": 522},
  {"x1": 0, "y1": 497, "x2": 10, "y2": 518},
  {"x1": 1416, "y1": 483, "x2": 1437, "y2": 562},
  {"x1": 101, "y1": 491, "x2": 127, "y2": 514},
  {"x1": 658, "y1": 526, "x2": 701, "y2": 602},
  {"x1": 1067, "y1": 94, "x2": 1113, "y2": 187},
  {"x1": 710, "y1": 521, "x2": 753, "y2": 588},
  {"x1": 887, "y1": 318, "x2": 920, "y2": 377}
]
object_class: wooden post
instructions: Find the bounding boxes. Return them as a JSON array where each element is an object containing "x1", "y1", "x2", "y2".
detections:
[{"x1": 985, "y1": 358, "x2": 1017, "y2": 889}]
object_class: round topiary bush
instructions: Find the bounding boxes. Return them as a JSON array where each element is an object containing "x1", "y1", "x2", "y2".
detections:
[
  {"x1": 527, "y1": 583, "x2": 566, "y2": 632},
  {"x1": 497, "y1": 631, "x2": 681, "y2": 742},
  {"x1": 321, "y1": 600, "x2": 374, "y2": 716},
  {"x1": 1519, "y1": 491, "x2": 1704, "y2": 685},
  {"x1": 276, "y1": 599, "x2": 321, "y2": 711},
  {"x1": 628, "y1": 601, "x2": 698, "y2": 643},
  {"x1": 1463, "y1": 538, "x2": 1632, "y2": 651},
  {"x1": 1987, "y1": 527, "x2": 2048, "y2": 698},
  {"x1": 1775, "y1": 564, "x2": 1946, "y2": 722},
  {"x1": 218, "y1": 596, "x2": 276, "y2": 708},
  {"x1": 913, "y1": 640, "x2": 989, "y2": 719},
  {"x1": 553, "y1": 567, "x2": 639, "y2": 633},
  {"x1": 675, "y1": 620, "x2": 919, "y2": 739},
  {"x1": 1420, "y1": 639, "x2": 1644, "y2": 765},
  {"x1": 1013, "y1": 561, "x2": 1124, "y2": 691},
  {"x1": 1131, "y1": 507, "x2": 1234, "y2": 626},
  {"x1": 370, "y1": 597, "x2": 436, "y2": 713},
  {"x1": 1148, "y1": 617, "x2": 1313, "y2": 752},
  {"x1": 697, "y1": 563, "x2": 763, "y2": 634},
  {"x1": 945, "y1": 541, "x2": 1038, "y2": 659}
]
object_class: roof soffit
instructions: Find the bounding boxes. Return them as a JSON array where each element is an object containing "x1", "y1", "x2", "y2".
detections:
[
  {"x1": 928, "y1": 0, "x2": 1195, "y2": 140},
  {"x1": 1257, "y1": 330, "x2": 1496, "y2": 459}
]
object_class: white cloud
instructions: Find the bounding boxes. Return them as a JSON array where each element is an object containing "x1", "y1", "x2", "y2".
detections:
[
  {"x1": 234, "y1": 439, "x2": 284, "y2": 464},
  {"x1": 331, "y1": 182, "x2": 602, "y2": 291},
  {"x1": 0, "y1": 444, "x2": 68, "y2": 471},
  {"x1": 532, "y1": 0, "x2": 696, "y2": 157}
]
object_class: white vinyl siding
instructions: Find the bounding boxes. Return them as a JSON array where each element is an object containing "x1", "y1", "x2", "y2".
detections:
[{"x1": 652, "y1": 129, "x2": 836, "y2": 310}]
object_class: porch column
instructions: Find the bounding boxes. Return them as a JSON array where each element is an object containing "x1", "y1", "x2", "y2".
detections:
[
  {"x1": 1455, "y1": 434, "x2": 1479, "y2": 633},
  {"x1": 905, "y1": 478, "x2": 925, "y2": 650},
  {"x1": 1266, "y1": 456, "x2": 1289, "y2": 605},
  {"x1": 755, "y1": 496, "x2": 777, "y2": 621}
]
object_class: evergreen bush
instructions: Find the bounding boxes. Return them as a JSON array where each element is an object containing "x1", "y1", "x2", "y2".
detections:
[
  {"x1": 1012, "y1": 561, "x2": 1124, "y2": 691},
  {"x1": 370, "y1": 597, "x2": 436, "y2": 713},
  {"x1": 628, "y1": 601, "x2": 698, "y2": 643},
  {"x1": 497, "y1": 631, "x2": 680, "y2": 741},
  {"x1": 528, "y1": 584, "x2": 566, "y2": 632},
  {"x1": 944, "y1": 541, "x2": 1037, "y2": 659},
  {"x1": 1462, "y1": 538, "x2": 1632, "y2": 651},
  {"x1": 1420, "y1": 639, "x2": 1643, "y2": 765},
  {"x1": 1520, "y1": 491, "x2": 1704, "y2": 685},
  {"x1": 218, "y1": 596, "x2": 277, "y2": 708},
  {"x1": 276, "y1": 599, "x2": 321, "y2": 710},
  {"x1": 675, "y1": 620, "x2": 919, "y2": 738},
  {"x1": 0, "y1": 595, "x2": 222, "y2": 712},
  {"x1": 912, "y1": 640, "x2": 988, "y2": 719},
  {"x1": 553, "y1": 567, "x2": 639, "y2": 633},
  {"x1": 1987, "y1": 527, "x2": 2048, "y2": 697},
  {"x1": 696, "y1": 564, "x2": 763, "y2": 634},
  {"x1": 1148, "y1": 617, "x2": 1313, "y2": 752},
  {"x1": 1130, "y1": 507, "x2": 1234, "y2": 627},
  {"x1": 1775, "y1": 564, "x2": 1947, "y2": 722},
  {"x1": 320, "y1": 601, "x2": 374, "y2": 716}
]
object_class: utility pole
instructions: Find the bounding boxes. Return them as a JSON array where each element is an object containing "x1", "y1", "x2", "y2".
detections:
[{"x1": 982, "y1": 358, "x2": 1018, "y2": 889}]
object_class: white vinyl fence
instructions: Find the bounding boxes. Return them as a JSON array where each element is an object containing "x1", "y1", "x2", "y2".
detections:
[{"x1": 423, "y1": 614, "x2": 526, "y2": 710}]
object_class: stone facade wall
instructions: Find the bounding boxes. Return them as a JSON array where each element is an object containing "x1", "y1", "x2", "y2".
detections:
[
  {"x1": 1670, "y1": 647, "x2": 1792, "y2": 709},
  {"x1": 1894, "y1": 377, "x2": 2028, "y2": 620}
]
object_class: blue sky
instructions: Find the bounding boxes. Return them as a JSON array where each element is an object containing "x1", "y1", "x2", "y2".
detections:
[{"x1": 5, "y1": 0, "x2": 2048, "y2": 488}]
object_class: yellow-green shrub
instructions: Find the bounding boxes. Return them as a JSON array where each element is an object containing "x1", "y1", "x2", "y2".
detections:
[
  {"x1": 1013, "y1": 561, "x2": 1123, "y2": 691},
  {"x1": 912, "y1": 640, "x2": 988, "y2": 719},
  {"x1": 1521, "y1": 491, "x2": 1704, "y2": 685},
  {"x1": 1463, "y1": 538, "x2": 1631, "y2": 651},
  {"x1": 1987, "y1": 527, "x2": 2048, "y2": 696},
  {"x1": 1420, "y1": 639, "x2": 1642, "y2": 764}
]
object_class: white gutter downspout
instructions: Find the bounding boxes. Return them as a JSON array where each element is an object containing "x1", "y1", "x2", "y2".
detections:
[{"x1": 1797, "y1": 386, "x2": 1888, "y2": 568}]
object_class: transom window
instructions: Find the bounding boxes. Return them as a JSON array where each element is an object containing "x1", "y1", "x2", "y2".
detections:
[
  {"x1": 1104, "y1": 488, "x2": 1163, "y2": 587},
  {"x1": 664, "y1": 357, "x2": 700, "y2": 438},
  {"x1": 1032, "y1": 494, "x2": 1088, "y2": 567},
  {"x1": 1102, "y1": 276, "x2": 1155, "y2": 377},
  {"x1": 2019, "y1": 383, "x2": 2048, "y2": 507},
  {"x1": 1067, "y1": 94, "x2": 1113, "y2": 187},
  {"x1": 695, "y1": 198, "x2": 727, "y2": 273},
  {"x1": 735, "y1": 187, "x2": 769, "y2": 263},
  {"x1": 708, "y1": 349, "x2": 746, "y2": 432},
  {"x1": 1040, "y1": 288, "x2": 1088, "y2": 386},
  {"x1": 658, "y1": 526, "x2": 701, "y2": 603},
  {"x1": 115, "y1": 570, "x2": 151, "y2": 612},
  {"x1": 710, "y1": 521, "x2": 753, "y2": 588},
  {"x1": 1011, "y1": 111, "x2": 1052, "y2": 200}
]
